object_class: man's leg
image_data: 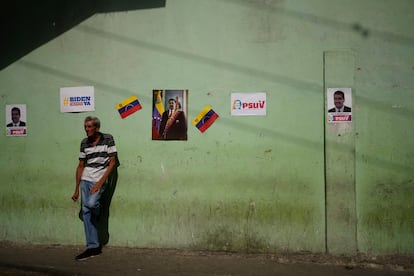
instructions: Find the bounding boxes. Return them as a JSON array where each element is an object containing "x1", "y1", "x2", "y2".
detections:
[{"x1": 76, "y1": 180, "x2": 104, "y2": 260}]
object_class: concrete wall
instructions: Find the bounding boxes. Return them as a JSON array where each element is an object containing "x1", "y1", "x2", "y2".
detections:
[{"x1": 1, "y1": 0, "x2": 413, "y2": 254}]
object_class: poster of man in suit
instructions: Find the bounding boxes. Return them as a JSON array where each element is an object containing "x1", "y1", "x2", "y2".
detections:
[
  {"x1": 5, "y1": 104, "x2": 27, "y2": 136},
  {"x1": 327, "y1": 88, "x2": 352, "y2": 123},
  {"x1": 152, "y1": 90, "x2": 188, "y2": 141}
]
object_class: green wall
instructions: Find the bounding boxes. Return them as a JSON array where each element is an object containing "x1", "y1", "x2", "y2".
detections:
[{"x1": 1, "y1": 0, "x2": 413, "y2": 254}]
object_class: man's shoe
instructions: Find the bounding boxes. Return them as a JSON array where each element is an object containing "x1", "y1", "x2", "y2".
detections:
[
  {"x1": 92, "y1": 246, "x2": 102, "y2": 255},
  {"x1": 75, "y1": 247, "x2": 102, "y2": 261}
]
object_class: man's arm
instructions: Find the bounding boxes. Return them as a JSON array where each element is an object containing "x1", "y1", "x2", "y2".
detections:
[
  {"x1": 90, "y1": 156, "x2": 117, "y2": 194},
  {"x1": 177, "y1": 112, "x2": 187, "y2": 139},
  {"x1": 72, "y1": 160, "x2": 85, "y2": 201}
]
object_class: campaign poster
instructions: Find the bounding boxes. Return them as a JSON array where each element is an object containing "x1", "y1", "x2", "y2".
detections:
[
  {"x1": 327, "y1": 88, "x2": 352, "y2": 123},
  {"x1": 5, "y1": 104, "x2": 27, "y2": 136},
  {"x1": 60, "y1": 86, "x2": 95, "y2": 113},
  {"x1": 231, "y1": 92, "x2": 266, "y2": 116},
  {"x1": 152, "y1": 89, "x2": 188, "y2": 141}
]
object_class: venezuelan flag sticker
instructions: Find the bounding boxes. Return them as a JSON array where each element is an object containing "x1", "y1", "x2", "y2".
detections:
[
  {"x1": 116, "y1": 96, "x2": 142, "y2": 119},
  {"x1": 192, "y1": 105, "x2": 219, "y2": 133}
]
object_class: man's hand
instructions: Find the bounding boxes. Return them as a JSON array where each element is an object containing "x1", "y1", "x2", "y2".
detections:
[
  {"x1": 90, "y1": 183, "x2": 102, "y2": 195},
  {"x1": 72, "y1": 190, "x2": 79, "y2": 202}
]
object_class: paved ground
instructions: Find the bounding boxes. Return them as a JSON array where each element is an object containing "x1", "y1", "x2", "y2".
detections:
[{"x1": 1, "y1": 243, "x2": 413, "y2": 275}]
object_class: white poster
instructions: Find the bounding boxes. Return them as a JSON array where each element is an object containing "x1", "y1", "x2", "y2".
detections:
[
  {"x1": 5, "y1": 104, "x2": 27, "y2": 136},
  {"x1": 326, "y1": 88, "x2": 352, "y2": 123},
  {"x1": 60, "y1": 86, "x2": 95, "y2": 113},
  {"x1": 231, "y1": 92, "x2": 266, "y2": 116}
]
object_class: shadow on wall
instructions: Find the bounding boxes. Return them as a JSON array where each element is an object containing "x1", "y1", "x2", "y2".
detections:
[
  {"x1": 224, "y1": 0, "x2": 414, "y2": 46},
  {"x1": 0, "y1": 0, "x2": 166, "y2": 70},
  {"x1": 17, "y1": 44, "x2": 413, "y2": 176},
  {"x1": 8, "y1": 0, "x2": 414, "y2": 177}
]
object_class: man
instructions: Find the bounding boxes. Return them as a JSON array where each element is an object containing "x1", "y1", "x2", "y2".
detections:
[
  {"x1": 232, "y1": 99, "x2": 242, "y2": 110},
  {"x1": 7, "y1": 107, "x2": 26, "y2": 127},
  {"x1": 159, "y1": 97, "x2": 187, "y2": 140},
  {"x1": 328, "y1": 90, "x2": 351, "y2": 113},
  {"x1": 71, "y1": 116, "x2": 118, "y2": 261}
]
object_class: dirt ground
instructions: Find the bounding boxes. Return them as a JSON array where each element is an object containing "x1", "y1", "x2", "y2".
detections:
[{"x1": 1, "y1": 242, "x2": 413, "y2": 276}]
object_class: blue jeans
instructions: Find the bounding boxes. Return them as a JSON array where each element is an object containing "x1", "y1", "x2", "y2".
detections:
[{"x1": 81, "y1": 180, "x2": 106, "y2": 249}]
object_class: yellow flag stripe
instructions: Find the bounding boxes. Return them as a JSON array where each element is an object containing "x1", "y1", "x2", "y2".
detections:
[
  {"x1": 155, "y1": 90, "x2": 164, "y2": 114},
  {"x1": 192, "y1": 105, "x2": 212, "y2": 125},
  {"x1": 117, "y1": 96, "x2": 138, "y2": 109}
]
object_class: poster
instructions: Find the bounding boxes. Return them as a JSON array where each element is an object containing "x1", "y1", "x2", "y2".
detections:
[
  {"x1": 152, "y1": 89, "x2": 188, "y2": 141},
  {"x1": 5, "y1": 104, "x2": 27, "y2": 136},
  {"x1": 327, "y1": 88, "x2": 352, "y2": 123},
  {"x1": 231, "y1": 92, "x2": 266, "y2": 116},
  {"x1": 60, "y1": 86, "x2": 95, "y2": 113}
]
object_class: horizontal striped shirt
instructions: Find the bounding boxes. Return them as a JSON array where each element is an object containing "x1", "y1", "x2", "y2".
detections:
[{"x1": 79, "y1": 133, "x2": 117, "y2": 182}]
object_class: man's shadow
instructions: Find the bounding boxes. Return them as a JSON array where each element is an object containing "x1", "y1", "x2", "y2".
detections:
[{"x1": 79, "y1": 166, "x2": 118, "y2": 246}]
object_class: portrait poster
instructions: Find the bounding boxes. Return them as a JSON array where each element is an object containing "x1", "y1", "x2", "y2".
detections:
[
  {"x1": 60, "y1": 86, "x2": 95, "y2": 113},
  {"x1": 152, "y1": 89, "x2": 188, "y2": 141},
  {"x1": 231, "y1": 92, "x2": 266, "y2": 116},
  {"x1": 5, "y1": 104, "x2": 27, "y2": 136},
  {"x1": 327, "y1": 88, "x2": 352, "y2": 123}
]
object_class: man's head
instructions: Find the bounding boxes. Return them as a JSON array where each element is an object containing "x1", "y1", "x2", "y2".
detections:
[
  {"x1": 233, "y1": 100, "x2": 242, "y2": 110},
  {"x1": 168, "y1": 98, "x2": 176, "y2": 110},
  {"x1": 11, "y1": 107, "x2": 21, "y2": 124},
  {"x1": 84, "y1": 116, "x2": 100, "y2": 137},
  {"x1": 333, "y1": 90, "x2": 345, "y2": 109}
]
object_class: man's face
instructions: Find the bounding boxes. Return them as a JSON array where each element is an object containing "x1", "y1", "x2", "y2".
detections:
[
  {"x1": 334, "y1": 94, "x2": 345, "y2": 109},
  {"x1": 84, "y1": 120, "x2": 98, "y2": 137},
  {"x1": 233, "y1": 100, "x2": 242, "y2": 110},
  {"x1": 11, "y1": 110, "x2": 20, "y2": 123},
  {"x1": 168, "y1": 100, "x2": 175, "y2": 110}
]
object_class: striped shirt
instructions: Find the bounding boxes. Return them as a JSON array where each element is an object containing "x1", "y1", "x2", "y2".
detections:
[{"x1": 79, "y1": 133, "x2": 117, "y2": 182}]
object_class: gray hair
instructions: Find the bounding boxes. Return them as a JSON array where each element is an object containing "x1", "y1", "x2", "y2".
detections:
[{"x1": 84, "y1": 116, "x2": 100, "y2": 128}]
